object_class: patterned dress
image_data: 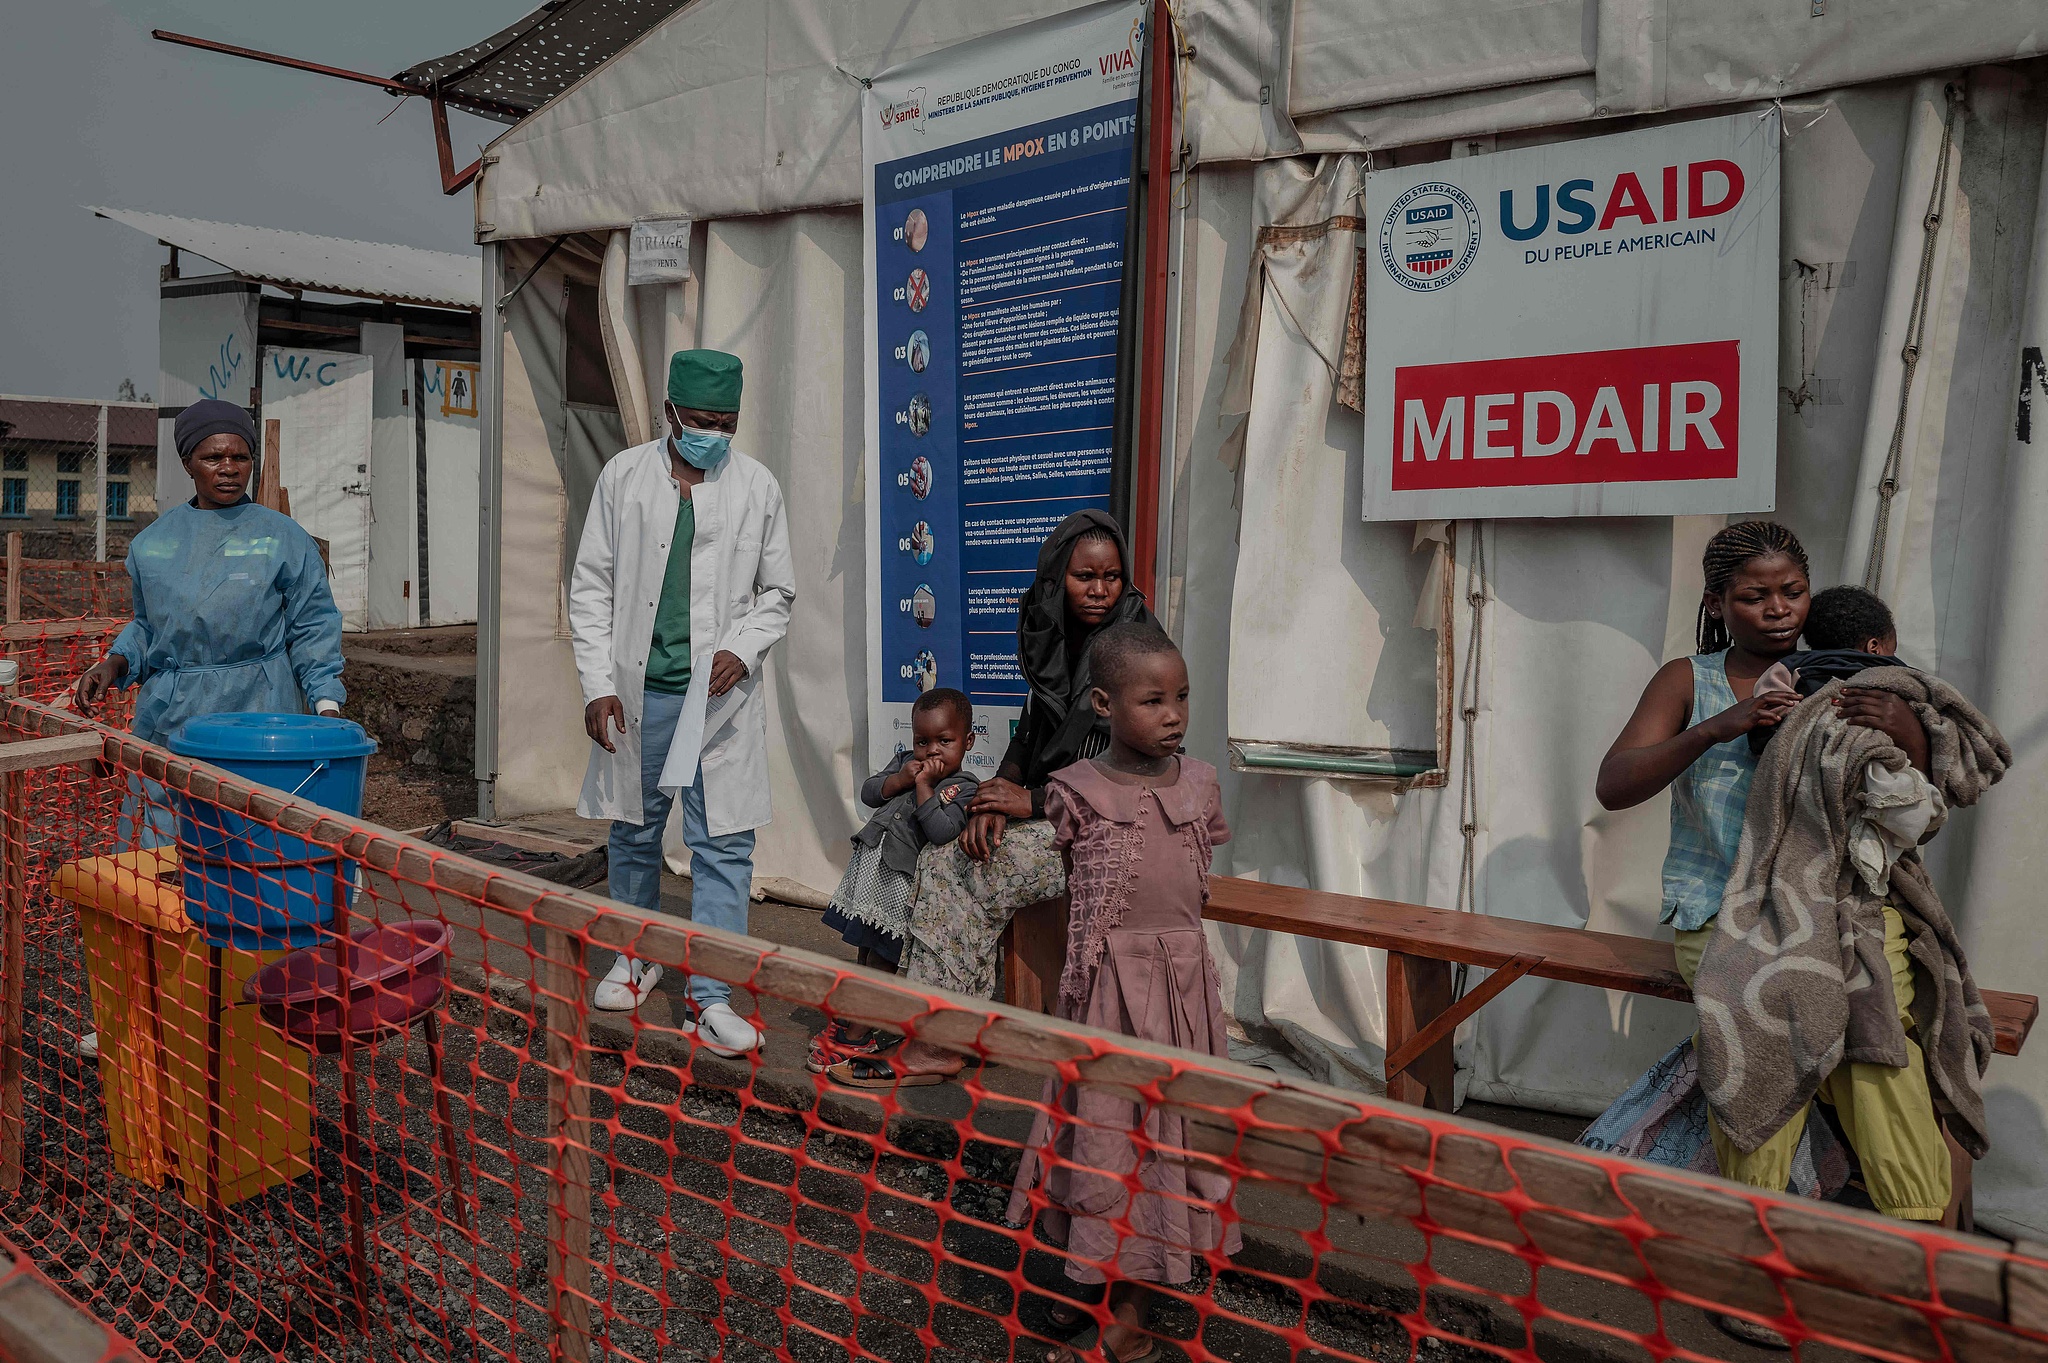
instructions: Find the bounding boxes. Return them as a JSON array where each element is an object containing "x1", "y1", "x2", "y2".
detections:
[
  {"x1": 820, "y1": 842, "x2": 916, "y2": 965},
  {"x1": 901, "y1": 820, "x2": 1066, "y2": 998},
  {"x1": 825, "y1": 753, "x2": 978, "y2": 969},
  {"x1": 1006, "y1": 757, "x2": 1241, "y2": 1286}
]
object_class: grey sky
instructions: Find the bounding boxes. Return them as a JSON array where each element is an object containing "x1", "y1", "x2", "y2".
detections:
[{"x1": 0, "y1": 0, "x2": 531, "y2": 402}]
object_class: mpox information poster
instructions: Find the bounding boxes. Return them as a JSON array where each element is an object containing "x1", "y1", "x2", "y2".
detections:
[{"x1": 863, "y1": 0, "x2": 1144, "y2": 776}]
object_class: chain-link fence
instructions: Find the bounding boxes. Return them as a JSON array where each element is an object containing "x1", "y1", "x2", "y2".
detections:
[
  {"x1": 0, "y1": 397, "x2": 159, "y2": 567},
  {"x1": 0, "y1": 397, "x2": 155, "y2": 622}
]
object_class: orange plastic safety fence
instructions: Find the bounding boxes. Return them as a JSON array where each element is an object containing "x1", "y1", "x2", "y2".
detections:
[
  {"x1": 2, "y1": 621, "x2": 129, "y2": 968},
  {"x1": 0, "y1": 561, "x2": 131, "y2": 626},
  {"x1": 1, "y1": 616, "x2": 131, "y2": 745},
  {"x1": 0, "y1": 696, "x2": 2042, "y2": 1363}
]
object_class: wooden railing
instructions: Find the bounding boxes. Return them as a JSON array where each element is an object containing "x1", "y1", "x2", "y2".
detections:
[{"x1": 1001, "y1": 874, "x2": 2038, "y2": 1231}]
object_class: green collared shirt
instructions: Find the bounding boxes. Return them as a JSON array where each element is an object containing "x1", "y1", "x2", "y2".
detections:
[{"x1": 643, "y1": 496, "x2": 696, "y2": 695}]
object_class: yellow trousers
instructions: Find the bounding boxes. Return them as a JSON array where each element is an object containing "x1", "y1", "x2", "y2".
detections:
[{"x1": 1674, "y1": 907, "x2": 1950, "y2": 1221}]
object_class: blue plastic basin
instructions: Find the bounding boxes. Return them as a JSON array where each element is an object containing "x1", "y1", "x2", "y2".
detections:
[{"x1": 168, "y1": 713, "x2": 378, "y2": 950}]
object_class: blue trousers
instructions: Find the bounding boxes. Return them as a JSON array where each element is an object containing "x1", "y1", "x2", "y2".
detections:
[{"x1": 608, "y1": 688, "x2": 755, "y2": 1006}]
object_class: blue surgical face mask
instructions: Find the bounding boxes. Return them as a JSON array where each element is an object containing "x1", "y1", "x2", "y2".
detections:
[{"x1": 669, "y1": 423, "x2": 731, "y2": 470}]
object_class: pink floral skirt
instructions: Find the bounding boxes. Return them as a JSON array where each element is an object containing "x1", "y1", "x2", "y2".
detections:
[{"x1": 1006, "y1": 927, "x2": 1242, "y2": 1285}]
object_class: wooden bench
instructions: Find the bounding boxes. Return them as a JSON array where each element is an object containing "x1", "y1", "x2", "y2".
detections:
[
  {"x1": 1000, "y1": 876, "x2": 2038, "y2": 1229},
  {"x1": 1199, "y1": 877, "x2": 2036, "y2": 1098}
]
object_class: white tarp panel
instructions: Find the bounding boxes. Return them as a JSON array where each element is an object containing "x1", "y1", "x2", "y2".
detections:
[
  {"x1": 1206, "y1": 75, "x2": 2048, "y2": 1237},
  {"x1": 476, "y1": 0, "x2": 2046, "y2": 240},
  {"x1": 1657, "y1": 2, "x2": 2043, "y2": 112},
  {"x1": 157, "y1": 283, "x2": 260, "y2": 509},
  {"x1": 475, "y1": 0, "x2": 1086, "y2": 242},
  {"x1": 1288, "y1": 0, "x2": 1593, "y2": 117},
  {"x1": 1225, "y1": 156, "x2": 1443, "y2": 765},
  {"x1": 422, "y1": 362, "x2": 482, "y2": 626},
  {"x1": 260, "y1": 348, "x2": 375, "y2": 630},
  {"x1": 491, "y1": 239, "x2": 602, "y2": 819},
  {"x1": 364, "y1": 322, "x2": 415, "y2": 630},
  {"x1": 1175, "y1": 0, "x2": 1301, "y2": 163},
  {"x1": 1958, "y1": 89, "x2": 2048, "y2": 1239},
  {"x1": 479, "y1": 25, "x2": 2048, "y2": 1237}
]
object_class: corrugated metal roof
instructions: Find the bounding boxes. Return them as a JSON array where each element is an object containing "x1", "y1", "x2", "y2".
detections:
[
  {"x1": 394, "y1": 0, "x2": 689, "y2": 123},
  {"x1": 91, "y1": 206, "x2": 481, "y2": 311},
  {"x1": 0, "y1": 398, "x2": 157, "y2": 447}
]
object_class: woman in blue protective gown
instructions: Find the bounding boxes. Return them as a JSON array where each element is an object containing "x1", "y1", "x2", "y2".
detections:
[{"x1": 72, "y1": 397, "x2": 347, "y2": 843}]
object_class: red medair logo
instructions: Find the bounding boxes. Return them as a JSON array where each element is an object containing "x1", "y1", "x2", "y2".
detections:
[{"x1": 1391, "y1": 341, "x2": 1741, "y2": 490}]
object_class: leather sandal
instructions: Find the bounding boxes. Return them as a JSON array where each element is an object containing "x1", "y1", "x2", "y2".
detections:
[
  {"x1": 1040, "y1": 1325, "x2": 1159, "y2": 1363},
  {"x1": 806, "y1": 1023, "x2": 898, "y2": 1074},
  {"x1": 826, "y1": 1054, "x2": 956, "y2": 1089}
]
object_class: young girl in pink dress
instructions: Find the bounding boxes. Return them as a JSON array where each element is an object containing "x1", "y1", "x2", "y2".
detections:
[{"x1": 1007, "y1": 622, "x2": 1239, "y2": 1363}]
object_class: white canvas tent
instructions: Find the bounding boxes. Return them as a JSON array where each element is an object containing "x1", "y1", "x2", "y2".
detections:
[{"x1": 466, "y1": 0, "x2": 2048, "y2": 1237}]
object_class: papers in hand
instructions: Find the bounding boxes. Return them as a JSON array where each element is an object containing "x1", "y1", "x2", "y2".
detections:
[{"x1": 706, "y1": 678, "x2": 743, "y2": 721}]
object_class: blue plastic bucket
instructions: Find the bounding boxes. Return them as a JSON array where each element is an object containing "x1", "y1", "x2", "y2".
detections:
[{"x1": 168, "y1": 713, "x2": 378, "y2": 950}]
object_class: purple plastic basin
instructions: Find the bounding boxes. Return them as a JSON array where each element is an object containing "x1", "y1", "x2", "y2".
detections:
[{"x1": 242, "y1": 920, "x2": 451, "y2": 1053}]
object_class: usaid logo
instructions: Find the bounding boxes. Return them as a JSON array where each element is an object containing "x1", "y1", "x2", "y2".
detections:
[
  {"x1": 879, "y1": 88, "x2": 925, "y2": 134},
  {"x1": 1380, "y1": 183, "x2": 1481, "y2": 292}
]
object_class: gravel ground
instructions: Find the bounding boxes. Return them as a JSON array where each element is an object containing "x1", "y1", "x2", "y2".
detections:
[
  {"x1": 1, "y1": 927, "x2": 1494, "y2": 1363},
  {"x1": 3, "y1": 857, "x2": 1838, "y2": 1363},
  {"x1": 359, "y1": 753, "x2": 476, "y2": 831}
]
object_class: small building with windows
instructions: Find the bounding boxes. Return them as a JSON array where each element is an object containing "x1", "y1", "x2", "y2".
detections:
[
  {"x1": 89, "y1": 206, "x2": 483, "y2": 630},
  {"x1": 0, "y1": 396, "x2": 159, "y2": 560}
]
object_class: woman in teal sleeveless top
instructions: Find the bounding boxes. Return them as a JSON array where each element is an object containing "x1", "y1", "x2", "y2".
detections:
[
  {"x1": 1598, "y1": 521, "x2": 1952, "y2": 1249},
  {"x1": 1659, "y1": 647, "x2": 1759, "y2": 933},
  {"x1": 1597, "y1": 521, "x2": 1810, "y2": 875}
]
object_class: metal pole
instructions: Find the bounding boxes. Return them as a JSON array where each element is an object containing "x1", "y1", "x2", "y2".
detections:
[
  {"x1": 1130, "y1": 0, "x2": 1177, "y2": 602},
  {"x1": 94, "y1": 404, "x2": 108, "y2": 563},
  {"x1": 414, "y1": 358, "x2": 432, "y2": 625},
  {"x1": 1156, "y1": 142, "x2": 1193, "y2": 633},
  {"x1": 149, "y1": 29, "x2": 528, "y2": 119},
  {"x1": 475, "y1": 242, "x2": 504, "y2": 821}
]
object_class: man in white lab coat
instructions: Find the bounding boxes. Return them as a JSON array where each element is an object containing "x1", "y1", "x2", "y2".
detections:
[{"x1": 569, "y1": 349, "x2": 795, "y2": 1054}]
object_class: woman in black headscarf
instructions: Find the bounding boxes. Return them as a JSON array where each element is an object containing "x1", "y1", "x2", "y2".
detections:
[
  {"x1": 830, "y1": 509, "x2": 1153, "y2": 1087},
  {"x1": 975, "y1": 507, "x2": 1157, "y2": 835}
]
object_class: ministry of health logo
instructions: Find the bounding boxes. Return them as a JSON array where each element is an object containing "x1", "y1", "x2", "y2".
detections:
[
  {"x1": 1380, "y1": 183, "x2": 1480, "y2": 292},
  {"x1": 878, "y1": 88, "x2": 925, "y2": 134}
]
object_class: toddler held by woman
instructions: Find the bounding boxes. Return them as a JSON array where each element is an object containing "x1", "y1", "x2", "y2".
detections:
[{"x1": 1006, "y1": 623, "x2": 1238, "y2": 1363}]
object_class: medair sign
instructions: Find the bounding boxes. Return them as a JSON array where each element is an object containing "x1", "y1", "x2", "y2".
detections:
[{"x1": 1362, "y1": 110, "x2": 1781, "y2": 520}]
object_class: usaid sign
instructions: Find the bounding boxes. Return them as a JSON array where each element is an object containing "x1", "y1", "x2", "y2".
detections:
[{"x1": 1363, "y1": 110, "x2": 1780, "y2": 520}]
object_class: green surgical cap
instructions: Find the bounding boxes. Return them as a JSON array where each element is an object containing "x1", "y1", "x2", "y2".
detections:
[{"x1": 667, "y1": 349, "x2": 744, "y2": 412}]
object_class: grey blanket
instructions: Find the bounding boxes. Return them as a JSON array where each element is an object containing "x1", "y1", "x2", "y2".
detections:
[{"x1": 1693, "y1": 667, "x2": 2008, "y2": 1157}]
